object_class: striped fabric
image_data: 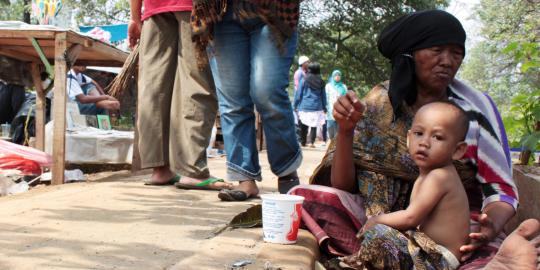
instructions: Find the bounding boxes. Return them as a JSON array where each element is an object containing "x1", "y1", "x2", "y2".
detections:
[{"x1": 448, "y1": 79, "x2": 518, "y2": 210}]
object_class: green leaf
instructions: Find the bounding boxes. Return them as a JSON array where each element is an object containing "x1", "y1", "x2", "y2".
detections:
[
  {"x1": 502, "y1": 42, "x2": 519, "y2": 54},
  {"x1": 521, "y1": 131, "x2": 540, "y2": 151},
  {"x1": 511, "y1": 93, "x2": 529, "y2": 104},
  {"x1": 209, "y1": 204, "x2": 262, "y2": 238},
  {"x1": 228, "y1": 204, "x2": 263, "y2": 229},
  {"x1": 520, "y1": 61, "x2": 540, "y2": 73},
  {"x1": 532, "y1": 107, "x2": 540, "y2": 121}
]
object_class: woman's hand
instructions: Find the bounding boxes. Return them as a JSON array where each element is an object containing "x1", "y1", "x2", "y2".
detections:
[
  {"x1": 459, "y1": 202, "x2": 515, "y2": 261},
  {"x1": 459, "y1": 213, "x2": 498, "y2": 261},
  {"x1": 333, "y1": 91, "x2": 364, "y2": 133}
]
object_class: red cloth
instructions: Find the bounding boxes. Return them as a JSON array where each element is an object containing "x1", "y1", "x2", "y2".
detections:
[
  {"x1": 142, "y1": 0, "x2": 192, "y2": 21},
  {"x1": 0, "y1": 154, "x2": 41, "y2": 175},
  {"x1": 289, "y1": 185, "x2": 366, "y2": 256}
]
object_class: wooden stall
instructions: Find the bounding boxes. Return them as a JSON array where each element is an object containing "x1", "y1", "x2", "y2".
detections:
[{"x1": 0, "y1": 28, "x2": 128, "y2": 185}]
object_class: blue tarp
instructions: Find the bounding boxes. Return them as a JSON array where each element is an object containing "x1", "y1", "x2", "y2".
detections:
[{"x1": 79, "y1": 24, "x2": 128, "y2": 43}]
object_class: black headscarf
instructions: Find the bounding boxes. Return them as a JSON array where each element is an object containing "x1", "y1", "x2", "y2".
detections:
[
  {"x1": 304, "y1": 62, "x2": 325, "y2": 90},
  {"x1": 377, "y1": 10, "x2": 466, "y2": 119}
]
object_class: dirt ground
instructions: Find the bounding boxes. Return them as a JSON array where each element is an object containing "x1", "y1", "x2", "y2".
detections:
[{"x1": 0, "y1": 145, "x2": 326, "y2": 270}]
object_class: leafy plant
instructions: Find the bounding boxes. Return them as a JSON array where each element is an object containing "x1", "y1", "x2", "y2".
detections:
[{"x1": 508, "y1": 93, "x2": 540, "y2": 151}]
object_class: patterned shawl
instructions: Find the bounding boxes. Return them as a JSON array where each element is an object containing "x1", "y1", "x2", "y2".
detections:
[{"x1": 191, "y1": 0, "x2": 300, "y2": 69}]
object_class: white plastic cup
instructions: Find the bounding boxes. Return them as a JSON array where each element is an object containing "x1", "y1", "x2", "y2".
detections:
[{"x1": 260, "y1": 194, "x2": 305, "y2": 244}]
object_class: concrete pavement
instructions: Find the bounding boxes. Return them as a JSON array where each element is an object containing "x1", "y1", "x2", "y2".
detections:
[{"x1": 0, "y1": 146, "x2": 326, "y2": 270}]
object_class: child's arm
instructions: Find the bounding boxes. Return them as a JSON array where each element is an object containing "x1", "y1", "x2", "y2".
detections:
[{"x1": 364, "y1": 169, "x2": 451, "y2": 231}]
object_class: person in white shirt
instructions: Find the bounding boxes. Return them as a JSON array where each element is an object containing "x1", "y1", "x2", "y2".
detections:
[{"x1": 48, "y1": 66, "x2": 120, "y2": 115}]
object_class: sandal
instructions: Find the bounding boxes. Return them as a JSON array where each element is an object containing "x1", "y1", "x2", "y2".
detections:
[
  {"x1": 218, "y1": 189, "x2": 256, "y2": 201},
  {"x1": 144, "y1": 174, "x2": 181, "y2": 186},
  {"x1": 175, "y1": 177, "x2": 230, "y2": 191},
  {"x1": 278, "y1": 173, "x2": 300, "y2": 194}
]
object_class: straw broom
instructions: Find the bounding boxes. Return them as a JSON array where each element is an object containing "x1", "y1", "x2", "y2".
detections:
[{"x1": 107, "y1": 44, "x2": 139, "y2": 98}]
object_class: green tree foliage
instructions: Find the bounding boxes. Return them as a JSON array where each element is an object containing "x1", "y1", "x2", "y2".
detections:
[
  {"x1": 66, "y1": 0, "x2": 130, "y2": 25},
  {"x1": 0, "y1": 0, "x2": 28, "y2": 22},
  {"x1": 0, "y1": 0, "x2": 129, "y2": 25},
  {"x1": 297, "y1": 0, "x2": 449, "y2": 94},
  {"x1": 459, "y1": 0, "x2": 539, "y2": 149}
]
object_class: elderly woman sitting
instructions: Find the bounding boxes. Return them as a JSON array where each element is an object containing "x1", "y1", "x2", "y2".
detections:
[{"x1": 290, "y1": 10, "x2": 540, "y2": 270}]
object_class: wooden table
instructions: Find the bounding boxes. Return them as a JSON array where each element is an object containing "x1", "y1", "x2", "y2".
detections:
[{"x1": 0, "y1": 28, "x2": 128, "y2": 185}]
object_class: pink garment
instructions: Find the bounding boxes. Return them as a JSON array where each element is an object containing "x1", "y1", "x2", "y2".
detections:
[
  {"x1": 0, "y1": 140, "x2": 52, "y2": 166},
  {"x1": 289, "y1": 185, "x2": 366, "y2": 256},
  {"x1": 142, "y1": 0, "x2": 192, "y2": 21}
]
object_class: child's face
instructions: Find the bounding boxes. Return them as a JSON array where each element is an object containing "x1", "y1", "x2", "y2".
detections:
[{"x1": 407, "y1": 107, "x2": 463, "y2": 170}]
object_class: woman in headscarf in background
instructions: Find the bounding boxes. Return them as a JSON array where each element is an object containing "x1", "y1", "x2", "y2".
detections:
[
  {"x1": 325, "y1": 70, "x2": 347, "y2": 140},
  {"x1": 290, "y1": 10, "x2": 539, "y2": 270}
]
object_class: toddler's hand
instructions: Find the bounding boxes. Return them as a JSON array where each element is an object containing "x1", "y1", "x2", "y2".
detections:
[{"x1": 361, "y1": 216, "x2": 378, "y2": 234}]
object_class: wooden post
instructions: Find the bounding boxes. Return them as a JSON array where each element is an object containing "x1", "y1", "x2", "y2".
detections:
[
  {"x1": 30, "y1": 63, "x2": 45, "y2": 150},
  {"x1": 51, "y1": 32, "x2": 68, "y2": 185}
]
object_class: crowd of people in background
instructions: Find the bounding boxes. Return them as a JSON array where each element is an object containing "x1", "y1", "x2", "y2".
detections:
[{"x1": 293, "y1": 56, "x2": 348, "y2": 148}]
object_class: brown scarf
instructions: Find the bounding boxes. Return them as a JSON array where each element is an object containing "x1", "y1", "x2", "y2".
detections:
[{"x1": 191, "y1": 0, "x2": 300, "y2": 69}]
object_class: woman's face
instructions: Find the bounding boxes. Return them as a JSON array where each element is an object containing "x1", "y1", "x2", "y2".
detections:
[
  {"x1": 334, "y1": 74, "x2": 341, "y2": 82},
  {"x1": 414, "y1": 44, "x2": 464, "y2": 94}
]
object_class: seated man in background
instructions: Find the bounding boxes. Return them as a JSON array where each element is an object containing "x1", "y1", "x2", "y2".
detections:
[{"x1": 47, "y1": 66, "x2": 120, "y2": 115}]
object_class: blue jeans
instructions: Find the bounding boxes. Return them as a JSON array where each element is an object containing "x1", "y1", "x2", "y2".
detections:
[
  {"x1": 77, "y1": 84, "x2": 106, "y2": 115},
  {"x1": 209, "y1": 9, "x2": 302, "y2": 181},
  {"x1": 327, "y1": 119, "x2": 338, "y2": 140}
]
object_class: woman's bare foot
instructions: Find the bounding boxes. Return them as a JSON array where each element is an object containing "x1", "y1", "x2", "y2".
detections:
[
  {"x1": 150, "y1": 166, "x2": 175, "y2": 183},
  {"x1": 178, "y1": 176, "x2": 233, "y2": 190},
  {"x1": 235, "y1": 180, "x2": 259, "y2": 198},
  {"x1": 485, "y1": 219, "x2": 540, "y2": 270}
]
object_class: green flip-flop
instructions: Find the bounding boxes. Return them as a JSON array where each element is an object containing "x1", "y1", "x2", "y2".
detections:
[
  {"x1": 144, "y1": 174, "x2": 181, "y2": 186},
  {"x1": 174, "y1": 177, "x2": 229, "y2": 191}
]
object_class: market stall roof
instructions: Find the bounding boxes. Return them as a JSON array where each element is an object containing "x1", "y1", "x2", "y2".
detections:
[
  {"x1": 0, "y1": 21, "x2": 129, "y2": 185},
  {"x1": 0, "y1": 23, "x2": 128, "y2": 67}
]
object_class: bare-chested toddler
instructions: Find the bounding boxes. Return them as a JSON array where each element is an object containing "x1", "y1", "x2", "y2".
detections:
[{"x1": 346, "y1": 101, "x2": 471, "y2": 269}]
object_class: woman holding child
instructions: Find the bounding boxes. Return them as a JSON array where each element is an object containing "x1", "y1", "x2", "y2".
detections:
[{"x1": 291, "y1": 10, "x2": 539, "y2": 269}]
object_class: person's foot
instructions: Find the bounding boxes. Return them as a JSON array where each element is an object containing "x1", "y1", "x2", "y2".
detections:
[
  {"x1": 177, "y1": 176, "x2": 233, "y2": 190},
  {"x1": 149, "y1": 166, "x2": 175, "y2": 184},
  {"x1": 309, "y1": 144, "x2": 315, "y2": 148},
  {"x1": 218, "y1": 180, "x2": 259, "y2": 201},
  {"x1": 235, "y1": 180, "x2": 259, "y2": 197},
  {"x1": 278, "y1": 171, "x2": 300, "y2": 194},
  {"x1": 485, "y1": 219, "x2": 540, "y2": 270}
]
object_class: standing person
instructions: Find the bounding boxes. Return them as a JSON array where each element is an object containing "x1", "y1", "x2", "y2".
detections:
[
  {"x1": 325, "y1": 70, "x2": 347, "y2": 140},
  {"x1": 190, "y1": 0, "x2": 302, "y2": 200},
  {"x1": 294, "y1": 62, "x2": 327, "y2": 148},
  {"x1": 294, "y1": 56, "x2": 310, "y2": 92},
  {"x1": 293, "y1": 55, "x2": 309, "y2": 142},
  {"x1": 128, "y1": 0, "x2": 232, "y2": 190}
]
